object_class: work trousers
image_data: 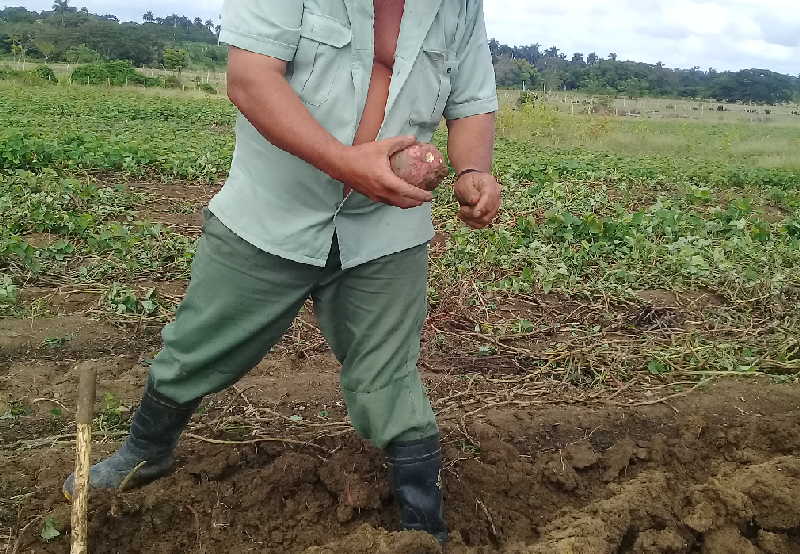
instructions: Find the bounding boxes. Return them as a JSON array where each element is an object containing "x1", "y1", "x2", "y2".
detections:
[{"x1": 149, "y1": 209, "x2": 438, "y2": 448}]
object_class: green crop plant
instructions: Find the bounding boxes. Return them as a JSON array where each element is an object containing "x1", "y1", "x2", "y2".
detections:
[
  {"x1": 94, "y1": 392, "x2": 129, "y2": 432},
  {"x1": 104, "y1": 284, "x2": 160, "y2": 316},
  {"x1": 1, "y1": 80, "x2": 797, "y2": 389}
]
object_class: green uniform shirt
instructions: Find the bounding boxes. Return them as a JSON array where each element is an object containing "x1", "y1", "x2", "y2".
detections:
[{"x1": 210, "y1": 0, "x2": 498, "y2": 268}]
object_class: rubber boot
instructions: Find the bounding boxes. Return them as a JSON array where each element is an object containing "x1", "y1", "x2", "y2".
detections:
[
  {"x1": 386, "y1": 435, "x2": 449, "y2": 544},
  {"x1": 63, "y1": 380, "x2": 199, "y2": 499}
]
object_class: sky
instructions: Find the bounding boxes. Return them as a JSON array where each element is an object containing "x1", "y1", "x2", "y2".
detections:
[{"x1": 10, "y1": 0, "x2": 800, "y2": 75}]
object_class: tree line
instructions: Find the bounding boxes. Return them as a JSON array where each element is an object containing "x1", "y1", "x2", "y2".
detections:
[
  {"x1": 0, "y1": 3, "x2": 226, "y2": 69},
  {"x1": 2, "y1": 4, "x2": 798, "y2": 104},
  {"x1": 490, "y1": 41, "x2": 800, "y2": 104}
]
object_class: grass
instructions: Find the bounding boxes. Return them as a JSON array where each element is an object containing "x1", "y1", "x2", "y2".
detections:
[
  {"x1": 1, "y1": 81, "x2": 798, "y2": 387},
  {"x1": 495, "y1": 98, "x2": 800, "y2": 169}
]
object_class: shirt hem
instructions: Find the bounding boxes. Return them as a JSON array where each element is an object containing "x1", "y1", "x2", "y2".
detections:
[
  {"x1": 219, "y1": 28, "x2": 296, "y2": 61},
  {"x1": 339, "y1": 232, "x2": 434, "y2": 270},
  {"x1": 208, "y1": 205, "x2": 330, "y2": 268},
  {"x1": 444, "y1": 96, "x2": 499, "y2": 120}
]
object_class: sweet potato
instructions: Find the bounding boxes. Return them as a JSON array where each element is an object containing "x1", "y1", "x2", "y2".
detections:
[{"x1": 390, "y1": 142, "x2": 448, "y2": 192}]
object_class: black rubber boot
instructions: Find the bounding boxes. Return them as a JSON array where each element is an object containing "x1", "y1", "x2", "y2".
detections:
[
  {"x1": 63, "y1": 380, "x2": 199, "y2": 499},
  {"x1": 386, "y1": 435, "x2": 449, "y2": 544}
]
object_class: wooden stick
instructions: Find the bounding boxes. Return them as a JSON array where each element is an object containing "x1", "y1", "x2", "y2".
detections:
[{"x1": 70, "y1": 367, "x2": 96, "y2": 554}]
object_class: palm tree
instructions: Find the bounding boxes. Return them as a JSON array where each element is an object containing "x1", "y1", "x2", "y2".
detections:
[{"x1": 52, "y1": 0, "x2": 69, "y2": 26}]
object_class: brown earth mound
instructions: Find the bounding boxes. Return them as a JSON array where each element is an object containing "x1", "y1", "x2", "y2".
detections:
[{"x1": 3, "y1": 375, "x2": 800, "y2": 553}]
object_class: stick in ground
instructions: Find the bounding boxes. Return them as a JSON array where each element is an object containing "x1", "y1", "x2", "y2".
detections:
[{"x1": 70, "y1": 367, "x2": 96, "y2": 554}]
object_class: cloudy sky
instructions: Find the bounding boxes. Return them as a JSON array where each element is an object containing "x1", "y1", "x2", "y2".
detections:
[{"x1": 11, "y1": 0, "x2": 800, "y2": 74}]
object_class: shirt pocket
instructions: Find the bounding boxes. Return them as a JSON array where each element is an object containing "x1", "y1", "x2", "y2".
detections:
[
  {"x1": 409, "y1": 48, "x2": 458, "y2": 131},
  {"x1": 290, "y1": 11, "x2": 352, "y2": 107}
]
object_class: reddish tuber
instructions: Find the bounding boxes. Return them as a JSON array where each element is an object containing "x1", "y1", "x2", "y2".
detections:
[{"x1": 390, "y1": 142, "x2": 448, "y2": 192}]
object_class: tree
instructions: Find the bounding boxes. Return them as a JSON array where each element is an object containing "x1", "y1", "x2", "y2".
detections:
[
  {"x1": 52, "y1": 0, "x2": 75, "y2": 27},
  {"x1": 494, "y1": 55, "x2": 540, "y2": 89},
  {"x1": 10, "y1": 41, "x2": 24, "y2": 64},
  {"x1": 142, "y1": 11, "x2": 155, "y2": 23},
  {"x1": 33, "y1": 38, "x2": 57, "y2": 61},
  {"x1": 162, "y1": 48, "x2": 188, "y2": 73},
  {"x1": 0, "y1": 7, "x2": 37, "y2": 24},
  {"x1": 542, "y1": 69, "x2": 565, "y2": 92},
  {"x1": 486, "y1": 38, "x2": 800, "y2": 101},
  {"x1": 65, "y1": 43, "x2": 102, "y2": 63},
  {"x1": 8, "y1": 33, "x2": 31, "y2": 65}
]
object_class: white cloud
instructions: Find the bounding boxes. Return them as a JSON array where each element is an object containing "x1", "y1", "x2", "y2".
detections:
[
  {"x1": 483, "y1": 0, "x2": 800, "y2": 73},
  {"x1": 10, "y1": 0, "x2": 800, "y2": 74}
]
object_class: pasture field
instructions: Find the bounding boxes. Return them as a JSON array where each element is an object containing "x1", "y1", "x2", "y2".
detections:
[
  {"x1": 2, "y1": 81, "x2": 800, "y2": 553},
  {"x1": 4, "y1": 60, "x2": 228, "y2": 92}
]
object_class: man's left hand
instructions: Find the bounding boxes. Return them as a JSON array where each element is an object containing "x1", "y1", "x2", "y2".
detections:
[{"x1": 454, "y1": 172, "x2": 501, "y2": 229}]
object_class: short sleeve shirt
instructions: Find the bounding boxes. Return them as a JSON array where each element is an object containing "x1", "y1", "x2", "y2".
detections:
[{"x1": 209, "y1": 0, "x2": 498, "y2": 268}]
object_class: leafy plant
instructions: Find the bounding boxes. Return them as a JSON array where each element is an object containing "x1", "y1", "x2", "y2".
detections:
[
  {"x1": 0, "y1": 274, "x2": 18, "y2": 305},
  {"x1": 197, "y1": 83, "x2": 217, "y2": 94},
  {"x1": 95, "y1": 392, "x2": 128, "y2": 431},
  {"x1": 42, "y1": 335, "x2": 72, "y2": 348},
  {"x1": 104, "y1": 284, "x2": 159, "y2": 315},
  {"x1": 40, "y1": 517, "x2": 61, "y2": 542}
]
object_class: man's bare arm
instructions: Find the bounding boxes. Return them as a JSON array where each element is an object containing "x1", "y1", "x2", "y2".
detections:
[
  {"x1": 446, "y1": 113, "x2": 501, "y2": 229},
  {"x1": 227, "y1": 47, "x2": 432, "y2": 209},
  {"x1": 446, "y1": 112, "x2": 496, "y2": 174}
]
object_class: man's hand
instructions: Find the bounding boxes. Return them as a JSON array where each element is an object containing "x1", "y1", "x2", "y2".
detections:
[
  {"x1": 331, "y1": 136, "x2": 434, "y2": 209},
  {"x1": 454, "y1": 172, "x2": 501, "y2": 229}
]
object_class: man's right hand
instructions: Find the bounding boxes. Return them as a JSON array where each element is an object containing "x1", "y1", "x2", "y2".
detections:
[{"x1": 330, "y1": 136, "x2": 434, "y2": 209}]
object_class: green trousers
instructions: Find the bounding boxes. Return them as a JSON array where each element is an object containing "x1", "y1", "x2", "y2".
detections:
[{"x1": 149, "y1": 210, "x2": 438, "y2": 448}]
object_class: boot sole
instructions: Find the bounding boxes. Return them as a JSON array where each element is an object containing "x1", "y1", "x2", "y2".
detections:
[{"x1": 62, "y1": 465, "x2": 172, "y2": 503}]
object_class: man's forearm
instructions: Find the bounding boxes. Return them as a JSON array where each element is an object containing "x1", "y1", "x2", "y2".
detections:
[
  {"x1": 227, "y1": 48, "x2": 347, "y2": 180},
  {"x1": 446, "y1": 112, "x2": 497, "y2": 174},
  {"x1": 226, "y1": 47, "x2": 431, "y2": 208}
]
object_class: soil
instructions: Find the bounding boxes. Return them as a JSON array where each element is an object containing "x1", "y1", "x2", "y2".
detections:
[
  {"x1": 2, "y1": 182, "x2": 799, "y2": 553},
  {"x1": 3, "y1": 326, "x2": 800, "y2": 554}
]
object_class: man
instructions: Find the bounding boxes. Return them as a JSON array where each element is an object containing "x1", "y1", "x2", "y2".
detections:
[{"x1": 64, "y1": 0, "x2": 500, "y2": 543}]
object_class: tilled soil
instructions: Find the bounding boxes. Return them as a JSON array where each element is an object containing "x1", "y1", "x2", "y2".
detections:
[
  {"x1": 2, "y1": 320, "x2": 799, "y2": 554},
  {"x1": 2, "y1": 189, "x2": 799, "y2": 552}
]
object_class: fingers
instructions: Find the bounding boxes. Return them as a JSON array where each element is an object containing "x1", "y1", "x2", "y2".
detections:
[
  {"x1": 459, "y1": 207, "x2": 494, "y2": 228},
  {"x1": 378, "y1": 172, "x2": 433, "y2": 209},
  {"x1": 383, "y1": 135, "x2": 418, "y2": 156},
  {"x1": 456, "y1": 180, "x2": 480, "y2": 206},
  {"x1": 472, "y1": 184, "x2": 498, "y2": 220},
  {"x1": 459, "y1": 184, "x2": 500, "y2": 228}
]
